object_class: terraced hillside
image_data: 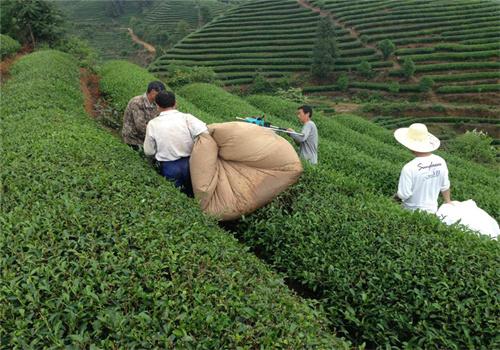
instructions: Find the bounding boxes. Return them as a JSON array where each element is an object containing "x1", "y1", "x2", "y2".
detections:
[
  {"x1": 151, "y1": 0, "x2": 499, "y2": 94},
  {"x1": 55, "y1": 0, "x2": 146, "y2": 61},
  {"x1": 308, "y1": 0, "x2": 500, "y2": 98},
  {"x1": 144, "y1": 0, "x2": 232, "y2": 30},
  {"x1": 150, "y1": 0, "x2": 392, "y2": 85},
  {"x1": 4, "y1": 48, "x2": 499, "y2": 348}
]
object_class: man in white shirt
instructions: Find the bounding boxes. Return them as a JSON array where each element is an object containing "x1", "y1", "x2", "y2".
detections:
[
  {"x1": 144, "y1": 91, "x2": 208, "y2": 197},
  {"x1": 394, "y1": 123, "x2": 452, "y2": 213}
]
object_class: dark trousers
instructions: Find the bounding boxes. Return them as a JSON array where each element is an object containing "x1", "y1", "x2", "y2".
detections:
[{"x1": 159, "y1": 157, "x2": 194, "y2": 197}]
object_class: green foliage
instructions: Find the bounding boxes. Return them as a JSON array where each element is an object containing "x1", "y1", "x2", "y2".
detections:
[
  {"x1": 402, "y1": 57, "x2": 415, "y2": 79},
  {"x1": 248, "y1": 70, "x2": 273, "y2": 94},
  {"x1": 427, "y1": 71, "x2": 500, "y2": 82},
  {"x1": 303, "y1": 81, "x2": 420, "y2": 93},
  {"x1": 200, "y1": 4, "x2": 213, "y2": 25},
  {"x1": 0, "y1": 0, "x2": 65, "y2": 47},
  {"x1": 377, "y1": 39, "x2": 395, "y2": 60},
  {"x1": 337, "y1": 73, "x2": 349, "y2": 91},
  {"x1": 99, "y1": 60, "x2": 157, "y2": 114},
  {"x1": 162, "y1": 64, "x2": 220, "y2": 88},
  {"x1": 447, "y1": 130, "x2": 497, "y2": 164},
  {"x1": 311, "y1": 16, "x2": 337, "y2": 79},
  {"x1": 437, "y1": 83, "x2": 500, "y2": 93},
  {"x1": 274, "y1": 87, "x2": 308, "y2": 104},
  {"x1": 236, "y1": 166, "x2": 500, "y2": 349},
  {"x1": 176, "y1": 85, "x2": 500, "y2": 347},
  {"x1": 130, "y1": 17, "x2": 169, "y2": 48},
  {"x1": 388, "y1": 81, "x2": 400, "y2": 93},
  {"x1": 1, "y1": 50, "x2": 348, "y2": 349},
  {"x1": 99, "y1": 60, "x2": 216, "y2": 127},
  {"x1": 390, "y1": 62, "x2": 500, "y2": 76},
  {"x1": 55, "y1": 36, "x2": 98, "y2": 69},
  {"x1": 400, "y1": 49, "x2": 500, "y2": 62},
  {"x1": 170, "y1": 20, "x2": 192, "y2": 46},
  {"x1": 357, "y1": 60, "x2": 373, "y2": 78},
  {"x1": 418, "y1": 76, "x2": 434, "y2": 92},
  {"x1": 246, "y1": 94, "x2": 299, "y2": 120},
  {"x1": 0, "y1": 33, "x2": 21, "y2": 59}
]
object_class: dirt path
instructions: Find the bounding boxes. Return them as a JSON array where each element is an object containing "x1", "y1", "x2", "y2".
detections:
[
  {"x1": 333, "y1": 102, "x2": 361, "y2": 113},
  {"x1": 80, "y1": 68, "x2": 100, "y2": 118},
  {"x1": 126, "y1": 28, "x2": 156, "y2": 54}
]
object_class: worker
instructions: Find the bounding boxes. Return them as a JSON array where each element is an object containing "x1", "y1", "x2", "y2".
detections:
[
  {"x1": 394, "y1": 123, "x2": 452, "y2": 213},
  {"x1": 287, "y1": 105, "x2": 318, "y2": 165},
  {"x1": 122, "y1": 81, "x2": 165, "y2": 149},
  {"x1": 143, "y1": 91, "x2": 208, "y2": 197}
]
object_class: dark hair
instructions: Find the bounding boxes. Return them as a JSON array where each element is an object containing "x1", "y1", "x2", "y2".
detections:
[
  {"x1": 147, "y1": 81, "x2": 165, "y2": 93},
  {"x1": 298, "y1": 105, "x2": 313, "y2": 119},
  {"x1": 155, "y1": 91, "x2": 176, "y2": 108}
]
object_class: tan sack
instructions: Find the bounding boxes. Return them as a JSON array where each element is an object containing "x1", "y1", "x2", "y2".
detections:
[{"x1": 190, "y1": 122, "x2": 303, "y2": 221}]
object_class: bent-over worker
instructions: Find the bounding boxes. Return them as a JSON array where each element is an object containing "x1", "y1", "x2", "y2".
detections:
[
  {"x1": 144, "y1": 91, "x2": 208, "y2": 197},
  {"x1": 122, "y1": 81, "x2": 165, "y2": 149}
]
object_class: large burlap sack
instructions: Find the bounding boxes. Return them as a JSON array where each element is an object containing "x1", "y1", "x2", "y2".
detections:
[
  {"x1": 436, "y1": 200, "x2": 499, "y2": 239},
  {"x1": 190, "y1": 122, "x2": 303, "y2": 221}
]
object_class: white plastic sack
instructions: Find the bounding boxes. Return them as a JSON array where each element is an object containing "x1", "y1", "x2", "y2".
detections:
[{"x1": 436, "y1": 200, "x2": 499, "y2": 239}]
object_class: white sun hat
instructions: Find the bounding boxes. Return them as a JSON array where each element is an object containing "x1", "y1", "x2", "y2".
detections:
[{"x1": 394, "y1": 123, "x2": 440, "y2": 152}]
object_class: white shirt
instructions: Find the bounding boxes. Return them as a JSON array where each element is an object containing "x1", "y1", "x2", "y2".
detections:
[
  {"x1": 144, "y1": 109, "x2": 208, "y2": 161},
  {"x1": 397, "y1": 154, "x2": 450, "y2": 214}
]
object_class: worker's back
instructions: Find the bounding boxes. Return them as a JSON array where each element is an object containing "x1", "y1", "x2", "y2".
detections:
[{"x1": 397, "y1": 154, "x2": 450, "y2": 213}]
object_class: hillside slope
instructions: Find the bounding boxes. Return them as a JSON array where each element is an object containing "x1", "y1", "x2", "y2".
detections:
[{"x1": 151, "y1": 0, "x2": 499, "y2": 94}]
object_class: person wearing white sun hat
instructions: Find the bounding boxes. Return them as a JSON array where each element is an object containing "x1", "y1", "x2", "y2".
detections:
[{"x1": 394, "y1": 123, "x2": 452, "y2": 214}]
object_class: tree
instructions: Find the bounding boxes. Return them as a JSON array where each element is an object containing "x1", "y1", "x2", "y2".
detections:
[
  {"x1": 419, "y1": 76, "x2": 434, "y2": 92},
  {"x1": 378, "y1": 39, "x2": 395, "y2": 60},
  {"x1": 357, "y1": 60, "x2": 373, "y2": 78},
  {"x1": 337, "y1": 73, "x2": 349, "y2": 91},
  {"x1": 388, "y1": 81, "x2": 400, "y2": 93},
  {"x1": 0, "y1": 0, "x2": 64, "y2": 47},
  {"x1": 200, "y1": 5, "x2": 213, "y2": 25},
  {"x1": 311, "y1": 16, "x2": 338, "y2": 80},
  {"x1": 106, "y1": 0, "x2": 125, "y2": 18},
  {"x1": 170, "y1": 20, "x2": 191, "y2": 46},
  {"x1": 403, "y1": 58, "x2": 415, "y2": 79},
  {"x1": 249, "y1": 70, "x2": 273, "y2": 94}
]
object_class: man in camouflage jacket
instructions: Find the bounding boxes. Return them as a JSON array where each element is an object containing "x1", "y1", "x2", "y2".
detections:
[{"x1": 122, "y1": 81, "x2": 165, "y2": 148}]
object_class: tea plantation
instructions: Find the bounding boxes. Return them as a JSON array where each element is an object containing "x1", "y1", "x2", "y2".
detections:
[
  {"x1": 96, "y1": 59, "x2": 500, "y2": 348},
  {"x1": 1, "y1": 50, "x2": 349, "y2": 348},
  {"x1": 144, "y1": 0, "x2": 231, "y2": 30},
  {"x1": 151, "y1": 0, "x2": 499, "y2": 92},
  {"x1": 2, "y1": 0, "x2": 500, "y2": 347},
  {"x1": 0, "y1": 34, "x2": 21, "y2": 59}
]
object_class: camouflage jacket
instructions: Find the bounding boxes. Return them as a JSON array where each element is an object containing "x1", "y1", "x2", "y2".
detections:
[{"x1": 122, "y1": 93, "x2": 159, "y2": 145}]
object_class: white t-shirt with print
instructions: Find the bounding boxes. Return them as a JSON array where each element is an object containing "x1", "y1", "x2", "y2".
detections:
[{"x1": 397, "y1": 154, "x2": 450, "y2": 213}]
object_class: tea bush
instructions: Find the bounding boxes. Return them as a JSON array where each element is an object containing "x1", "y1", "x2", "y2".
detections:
[
  {"x1": 1, "y1": 50, "x2": 349, "y2": 349},
  {"x1": 180, "y1": 85, "x2": 499, "y2": 218},
  {"x1": 0, "y1": 33, "x2": 21, "y2": 59},
  {"x1": 102, "y1": 67, "x2": 499, "y2": 347},
  {"x1": 237, "y1": 166, "x2": 500, "y2": 349}
]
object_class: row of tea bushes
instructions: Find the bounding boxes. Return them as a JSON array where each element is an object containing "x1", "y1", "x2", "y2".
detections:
[
  {"x1": 1, "y1": 51, "x2": 349, "y2": 348},
  {"x1": 177, "y1": 85, "x2": 500, "y2": 348},
  {"x1": 0, "y1": 34, "x2": 21, "y2": 59}
]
